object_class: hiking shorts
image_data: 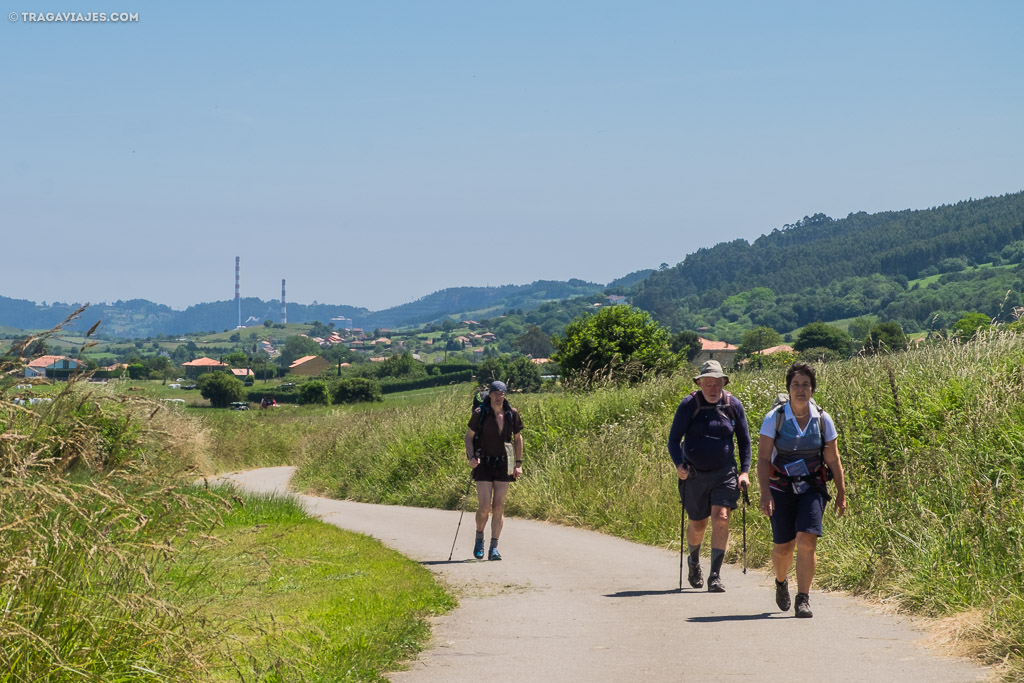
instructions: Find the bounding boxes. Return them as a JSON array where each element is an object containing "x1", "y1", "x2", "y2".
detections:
[
  {"x1": 678, "y1": 464, "x2": 739, "y2": 522},
  {"x1": 472, "y1": 456, "x2": 515, "y2": 483},
  {"x1": 769, "y1": 486, "x2": 827, "y2": 544}
]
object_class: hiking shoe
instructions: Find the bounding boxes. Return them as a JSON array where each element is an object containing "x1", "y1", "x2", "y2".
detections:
[
  {"x1": 795, "y1": 592, "x2": 813, "y2": 618},
  {"x1": 775, "y1": 578, "x2": 791, "y2": 611},
  {"x1": 687, "y1": 561, "x2": 704, "y2": 589},
  {"x1": 488, "y1": 547, "x2": 502, "y2": 561},
  {"x1": 473, "y1": 538, "x2": 485, "y2": 560},
  {"x1": 707, "y1": 573, "x2": 725, "y2": 593}
]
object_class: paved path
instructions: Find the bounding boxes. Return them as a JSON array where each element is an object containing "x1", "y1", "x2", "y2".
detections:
[{"x1": 214, "y1": 467, "x2": 988, "y2": 683}]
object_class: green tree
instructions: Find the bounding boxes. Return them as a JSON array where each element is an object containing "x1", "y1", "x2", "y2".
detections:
[
  {"x1": 863, "y1": 322, "x2": 908, "y2": 354},
  {"x1": 794, "y1": 322, "x2": 852, "y2": 357},
  {"x1": 513, "y1": 325, "x2": 554, "y2": 358},
  {"x1": 504, "y1": 355, "x2": 542, "y2": 393},
  {"x1": 670, "y1": 330, "x2": 703, "y2": 362},
  {"x1": 738, "y1": 326, "x2": 783, "y2": 357},
  {"x1": 197, "y1": 371, "x2": 245, "y2": 408},
  {"x1": 276, "y1": 335, "x2": 322, "y2": 368},
  {"x1": 952, "y1": 312, "x2": 991, "y2": 342},
  {"x1": 223, "y1": 351, "x2": 249, "y2": 368},
  {"x1": 378, "y1": 352, "x2": 424, "y2": 379},
  {"x1": 476, "y1": 355, "x2": 542, "y2": 393},
  {"x1": 553, "y1": 306, "x2": 677, "y2": 386},
  {"x1": 847, "y1": 316, "x2": 877, "y2": 344}
]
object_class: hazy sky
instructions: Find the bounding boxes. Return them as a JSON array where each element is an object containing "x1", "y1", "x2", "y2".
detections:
[{"x1": 3, "y1": 1, "x2": 1023, "y2": 311}]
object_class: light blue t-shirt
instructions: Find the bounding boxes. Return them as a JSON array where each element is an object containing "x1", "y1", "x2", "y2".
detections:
[{"x1": 759, "y1": 402, "x2": 837, "y2": 492}]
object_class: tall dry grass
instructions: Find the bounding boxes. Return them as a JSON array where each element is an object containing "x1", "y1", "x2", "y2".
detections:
[{"x1": 0, "y1": 313, "x2": 223, "y2": 680}]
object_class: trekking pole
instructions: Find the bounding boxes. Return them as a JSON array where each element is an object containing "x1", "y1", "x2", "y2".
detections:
[
  {"x1": 741, "y1": 482, "x2": 750, "y2": 574},
  {"x1": 678, "y1": 476, "x2": 686, "y2": 591},
  {"x1": 448, "y1": 476, "x2": 474, "y2": 561}
]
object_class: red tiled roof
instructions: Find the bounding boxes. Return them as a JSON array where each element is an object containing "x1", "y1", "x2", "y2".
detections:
[
  {"x1": 697, "y1": 337, "x2": 738, "y2": 351},
  {"x1": 755, "y1": 344, "x2": 794, "y2": 355},
  {"x1": 27, "y1": 355, "x2": 72, "y2": 368},
  {"x1": 182, "y1": 357, "x2": 228, "y2": 367},
  {"x1": 289, "y1": 355, "x2": 320, "y2": 368}
]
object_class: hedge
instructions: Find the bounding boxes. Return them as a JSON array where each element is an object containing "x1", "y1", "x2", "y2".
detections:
[{"x1": 379, "y1": 370, "x2": 474, "y2": 394}]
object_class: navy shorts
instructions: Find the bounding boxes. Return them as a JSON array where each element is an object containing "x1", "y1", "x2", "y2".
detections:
[
  {"x1": 769, "y1": 486, "x2": 828, "y2": 544},
  {"x1": 678, "y1": 465, "x2": 739, "y2": 522}
]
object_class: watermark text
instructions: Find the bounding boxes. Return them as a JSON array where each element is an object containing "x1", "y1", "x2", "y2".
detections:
[{"x1": 10, "y1": 11, "x2": 140, "y2": 23}]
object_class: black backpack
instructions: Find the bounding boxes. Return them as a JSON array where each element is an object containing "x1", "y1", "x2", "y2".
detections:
[
  {"x1": 471, "y1": 389, "x2": 514, "y2": 458},
  {"x1": 688, "y1": 389, "x2": 736, "y2": 426}
]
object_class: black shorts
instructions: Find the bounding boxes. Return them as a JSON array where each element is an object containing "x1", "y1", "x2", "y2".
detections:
[
  {"x1": 769, "y1": 486, "x2": 827, "y2": 544},
  {"x1": 678, "y1": 465, "x2": 739, "y2": 521},
  {"x1": 472, "y1": 457, "x2": 515, "y2": 483}
]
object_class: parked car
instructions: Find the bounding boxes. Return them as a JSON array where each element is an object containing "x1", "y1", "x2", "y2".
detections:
[{"x1": 229, "y1": 401, "x2": 249, "y2": 411}]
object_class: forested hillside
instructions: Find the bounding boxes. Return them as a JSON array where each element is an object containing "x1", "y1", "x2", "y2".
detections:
[{"x1": 632, "y1": 191, "x2": 1024, "y2": 334}]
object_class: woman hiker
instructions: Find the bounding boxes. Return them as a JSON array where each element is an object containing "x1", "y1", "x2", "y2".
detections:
[
  {"x1": 464, "y1": 380, "x2": 524, "y2": 560},
  {"x1": 757, "y1": 361, "x2": 847, "y2": 618}
]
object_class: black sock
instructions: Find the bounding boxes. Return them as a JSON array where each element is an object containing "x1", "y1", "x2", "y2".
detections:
[
  {"x1": 688, "y1": 544, "x2": 701, "y2": 565},
  {"x1": 489, "y1": 538, "x2": 499, "y2": 549},
  {"x1": 475, "y1": 531, "x2": 484, "y2": 541},
  {"x1": 710, "y1": 548, "x2": 725, "y2": 575}
]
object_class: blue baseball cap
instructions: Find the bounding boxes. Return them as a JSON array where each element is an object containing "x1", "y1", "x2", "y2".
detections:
[{"x1": 489, "y1": 380, "x2": 507, "y2": 394}]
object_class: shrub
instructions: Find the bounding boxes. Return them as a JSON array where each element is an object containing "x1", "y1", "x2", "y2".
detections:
[
  {"x1": 298, "y1": 380, "x2": 331, "y2": 405},
  {"x1": 198, "y1": 371, "x2": 245, "y2": 408},
  {"x1": 332, "y1": 377, "x2": 383, "y2": 404}
]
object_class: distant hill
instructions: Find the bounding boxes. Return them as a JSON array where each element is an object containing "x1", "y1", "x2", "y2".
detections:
[{"x1": 0, "y1": 280, "x2": 605, "y2": 338}]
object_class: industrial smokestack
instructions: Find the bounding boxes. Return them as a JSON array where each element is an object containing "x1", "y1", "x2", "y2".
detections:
[
  {"x1": 281, "y1": 279, "x2": 287, "y2": 324},
  {"x1": 235, "y1": 256, "x2": 241, "y2": 328}
]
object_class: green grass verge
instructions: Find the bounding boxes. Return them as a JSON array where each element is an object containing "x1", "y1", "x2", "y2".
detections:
[{"x1": 168, "y1": 489, "x2": 454, "y2": 682}]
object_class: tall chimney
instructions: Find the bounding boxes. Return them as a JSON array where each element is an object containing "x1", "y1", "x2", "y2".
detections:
[
  {"x1": 281, "y1": 279, "x2": 287, "y2": 324},
  {"x1": 235, "y1": 256, "x2": 241, "y2": 328}
]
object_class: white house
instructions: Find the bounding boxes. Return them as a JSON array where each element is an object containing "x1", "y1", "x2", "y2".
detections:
[{"x1": 24, "y1": 355, "x2": 83, "y2": 378}]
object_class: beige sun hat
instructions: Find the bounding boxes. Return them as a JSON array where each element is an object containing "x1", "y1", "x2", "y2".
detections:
[{"x1": 693, "y1": 359, "x2": 729, "y2": 386}]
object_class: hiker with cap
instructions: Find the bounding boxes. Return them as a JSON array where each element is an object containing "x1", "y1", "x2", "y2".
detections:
[
  {"x1": 464, "y1": 380, "x2": 524, "y2": 560},
  {"x1": 667, "y1": 359, "x2": 752, "y2": 592},
  {"x1": 756, "y1": 361, "x2": 846, "y2": 618}
]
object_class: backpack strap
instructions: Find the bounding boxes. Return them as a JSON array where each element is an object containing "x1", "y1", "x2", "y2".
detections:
[{"x1": 690, "y1": 390, "x2": 735, "y2": 425}]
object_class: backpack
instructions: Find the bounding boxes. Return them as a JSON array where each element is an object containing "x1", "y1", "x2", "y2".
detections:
[
  {"x1": 471, "y1": 389, "x2": 514, "y2": 459},
  {"x1": 689, "y1": 390, "x2": 736, "y2": 426},
  {"x1": 768, "y1": 393, "x2": 833, "y2": 486}
]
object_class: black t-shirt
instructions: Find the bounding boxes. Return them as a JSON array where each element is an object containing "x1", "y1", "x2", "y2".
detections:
[{"x1": 468, "y1": 402, "x2": 523, "y2": 458}]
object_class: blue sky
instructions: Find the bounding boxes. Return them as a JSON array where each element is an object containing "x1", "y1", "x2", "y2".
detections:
[{"x1": 3, "y1": 1, "x2": 1023, "y2": 311}]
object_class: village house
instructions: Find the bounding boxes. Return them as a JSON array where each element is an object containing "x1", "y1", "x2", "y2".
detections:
[
  {"x1": 289, "y1": 355, "x2": 330, "y2": 376},
  {"x1": 694, "y1": 337, "x2": 739, "y2": 367},
  {"x1": 182, "y1": 357, "x2": 229, "y2": 379},
  {"x1": 24, "y1": 355, "x2": 84, "y2": 378}
]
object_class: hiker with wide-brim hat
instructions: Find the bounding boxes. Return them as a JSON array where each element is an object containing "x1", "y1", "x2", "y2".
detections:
[
  {"x1": 667, "y1": 359, "x2": 752, "y2": 592},
  {"x1": 464, "y1": 380, "x2": 524, "y2": 561},
  {"x1": 756, "y1": 361, "x2": 847, "y2": 618}
]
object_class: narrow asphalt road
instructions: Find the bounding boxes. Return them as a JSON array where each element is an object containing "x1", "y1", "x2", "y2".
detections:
[{"x1": 213, "y1": 466, "x2": 988, "y2": 683}]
